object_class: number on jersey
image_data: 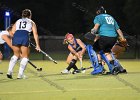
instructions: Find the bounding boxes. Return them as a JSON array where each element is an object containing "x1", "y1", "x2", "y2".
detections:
[
  {"x1": 105, "y1": 17, "x2": 114, "y2": 25},
  {"x1": 19, "y1": 21, "x2": 27, "y2": 29}
]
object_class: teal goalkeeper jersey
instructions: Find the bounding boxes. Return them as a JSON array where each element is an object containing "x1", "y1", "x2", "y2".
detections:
[{"x1": 94, "y1": 14, "x2": 119, "y2": 37}]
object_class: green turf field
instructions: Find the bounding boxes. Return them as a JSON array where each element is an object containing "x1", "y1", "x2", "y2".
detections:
[{"x1": 0, "y1": 60, "x2": 140, "y2": 100}]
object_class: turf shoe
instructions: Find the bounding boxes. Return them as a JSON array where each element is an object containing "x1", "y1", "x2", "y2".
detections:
[
  {"x1": 7, "y1": 74, "x2": 13, "y2": 79},
  {"x1": 72, "y1": 69, "x2": 81, "y2": 74},
  {"x1": 17, "y1": 74, "x2": 27, "y2": 79},
  {"x1": 0, "y1": 71, "x2": 3, "y2": 74},
  {"x1": 119, "y1": 69, "x2": 127, "y2": 74},
  {"x1": 61, "y1": 69, "x2": 71, "y2": 74}
]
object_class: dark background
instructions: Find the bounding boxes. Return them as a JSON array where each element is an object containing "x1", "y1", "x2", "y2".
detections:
[
  {"x1": 0, "y1": 0, "x2": 140, "y2": 59},
  {"x1": 0, "y1": 0, "x2": 140, "y2": 36}
]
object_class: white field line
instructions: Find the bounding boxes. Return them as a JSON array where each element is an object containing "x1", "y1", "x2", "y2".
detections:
[{"x1": 0, "y1": 87, "x2": 129, "y2": 95}]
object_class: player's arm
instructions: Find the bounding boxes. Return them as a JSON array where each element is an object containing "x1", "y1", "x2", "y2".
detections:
[
  {"x1": 31, "y1": 21, "x2": 40, "y2": 51},
  {"x1": 1, "y1": 35, "x2": 12, "y2": 49},
  {"x1": 76, "y1": 39, "x2": 86, "y2": 56},
  {"x1": 68, "y1": 45, "x2": 79, "y2": 58},
  {"x1": 11, "y1": 23, "x2": 16, "y2": 36},
  {"x1": 117, "y1": 29, "x2": 125, "y2": 40},
  {"x1": 91, "y1": 24, "x2": 100, "y2": 34},
  {"x1": 114, "y1": 20, "x2": 126, "y2": 40},
  {"x1": 91, "y1": 16, "x2": 100, "y2": 34}
]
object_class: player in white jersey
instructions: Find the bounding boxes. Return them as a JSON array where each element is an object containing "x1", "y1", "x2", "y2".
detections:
[
  {"x1": 0, "y1": 25, "x2": 13, "y2": 60},
  {"x1": 0, "y1": 25, "x2": 13, "y2": 74},
  {"x1": 7, "y1": 9, "x2": 41, "y2": 79}
]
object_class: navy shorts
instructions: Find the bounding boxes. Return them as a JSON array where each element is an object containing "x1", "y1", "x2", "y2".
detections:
[
  {"x1": 0, "y1": 44, "x2": 4, "y2": 53},
  {"x1": 12, "y1": 30, "x2": 30, "y2": 47},
  {"x1": 93, "y1": 36, "x2": 117, "y2": 52}
]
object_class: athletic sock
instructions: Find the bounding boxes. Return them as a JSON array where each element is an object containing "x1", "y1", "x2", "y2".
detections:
[
  {"x1": 18, "y1": 58, "x2": 29, "y2": 78},
  {"x1": 73, "y1": 65, "x2": 78, "y2": 70},
  {"x1": 7, "y1": 55, "x2": 18, "y2": 75},
  {"x1": 66, "y1": 59, "x2": 77, "y2": 71}
]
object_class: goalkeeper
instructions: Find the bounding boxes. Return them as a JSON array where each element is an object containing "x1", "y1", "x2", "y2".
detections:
[{"x1": 90, "y1": 6, "x2": 126, "y2": 74}]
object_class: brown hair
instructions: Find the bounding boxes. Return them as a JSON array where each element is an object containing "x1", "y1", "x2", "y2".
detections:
[
  {"x1": 22, "y1": 9, "x2": 32, "y2": 18},
  {"x1": 6, "y1": 24, "x2": 13, "y2": 32}
]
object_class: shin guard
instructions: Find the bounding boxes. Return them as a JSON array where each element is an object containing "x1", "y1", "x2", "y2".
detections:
[
  {"x1": 111, "y1": 52, "x2": 126, "y2": 72},
  {"x1": 66, "y1": 59, "x2": 77, "y2": 71},
  {"x1": 86, "y1": 45, "x2": 104, "y2": 74},
  {"x1": 100, "y1": 50, "x2": 119, "y2": 74},
  {"x1": 86, "y1": 45, "x2": 99, "y2": 69}
]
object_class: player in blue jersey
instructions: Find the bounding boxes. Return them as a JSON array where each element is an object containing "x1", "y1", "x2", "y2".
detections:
[
  {"x1": 90, "y1": 6, "x2": 126, "y2": 74},
  {"x1": 61, "y1": 33, "x2": 86, "y2": 74},
  {"x1": 7, "y1": 9, "x2": 41, "y2": 79}
]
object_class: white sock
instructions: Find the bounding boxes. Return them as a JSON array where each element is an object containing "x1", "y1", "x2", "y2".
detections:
[
  {"x1": 18, "y1": 58, "x2": 29, "y2": 77},
  {"x1": 7, "y1": 55, "x2": 18, "y2": 75}
]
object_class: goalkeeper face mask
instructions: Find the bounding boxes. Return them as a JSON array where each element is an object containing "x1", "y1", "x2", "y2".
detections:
[{"x1": 96, "y1": 6, "x2": 106, "y2": 15}]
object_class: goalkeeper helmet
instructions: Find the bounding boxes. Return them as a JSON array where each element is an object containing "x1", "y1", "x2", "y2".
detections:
[{"x1": 96, "y1": 6, "x2": 106, "y2": 15}]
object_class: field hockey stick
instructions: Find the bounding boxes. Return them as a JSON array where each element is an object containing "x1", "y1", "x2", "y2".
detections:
[
  {"x1": 79, "y1": 57, "x2": 83, "y2": 69},
  {"x1": 81, "y1": 66, "x2": 93, "y2": 71},
  {"x1": 28, "y1": 60, "x2": 42, "y2": 71},
  {"x1": 0, "y1": 71, "x2": 3, "y2": 74},
  {"x1": 79, "y1": 57, "x2": 87, "y2": 73},
  {"x1": 30, "y1": 43, "x2": 57, "y2": 64}
]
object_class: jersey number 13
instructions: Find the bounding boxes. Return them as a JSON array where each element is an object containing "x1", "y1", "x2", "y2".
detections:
[{"x1": 19, "y1": 21, "x2": 27, "y2": 29}]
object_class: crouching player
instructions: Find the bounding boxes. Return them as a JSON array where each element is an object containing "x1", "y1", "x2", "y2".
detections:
[
  {"x1": 61, "y1": 33, "x2": 86, "y2": 74},
  {"x1": 0, "y1": 25, "x2": 13, "y2": 60},
  {"x1": 0, "y1": 25, "x2": 13, "y2": 74}
]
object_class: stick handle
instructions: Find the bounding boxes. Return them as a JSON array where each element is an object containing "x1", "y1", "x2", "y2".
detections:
[
  {"x1": 30, "y1": 42, "x2": 57, "y2": 64},
  {"x1": 79, "y1": 58, "x2": 83, "y2": 68}
]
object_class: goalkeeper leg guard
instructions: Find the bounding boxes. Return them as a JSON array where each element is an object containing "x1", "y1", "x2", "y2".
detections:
[
  {"x1": 86, "y1": 45, "x2": 99, "y2": 69},
  {"x1": 86, "y1": 45, "x2": 104, "y2": 75},
  {"x1": 111, "y1": 53, "x2": 127, "y2": 73},
  {"x1": 100, "y1": 50, "x2": 119, "y2": 75},
  {"x1": 91, "y1": 63, "x2": 105, "y2": 75}
]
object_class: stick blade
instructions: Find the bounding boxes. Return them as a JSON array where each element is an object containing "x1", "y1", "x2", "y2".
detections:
[
  {"x1": 37, "y1": 68, "x2": 42, "y2": 71},
  {"x1": 53, "y1": 60, "x2": 57, "y2": 64}
]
